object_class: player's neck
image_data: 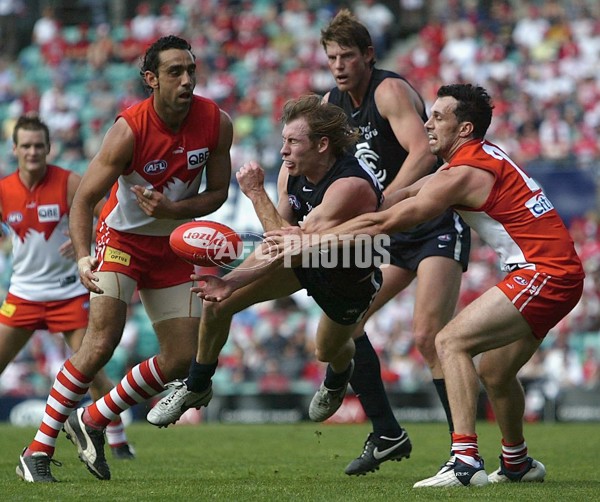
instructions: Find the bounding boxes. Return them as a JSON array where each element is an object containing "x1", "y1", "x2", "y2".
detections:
[
  {"x1": 18, "y1": 166, "x2": 47, "y2": 190},
  {"x1": 347, "y1": 69, "x2": 372, "y2": 108}
]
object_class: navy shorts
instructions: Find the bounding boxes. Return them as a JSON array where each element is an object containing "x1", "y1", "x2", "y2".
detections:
[
  {"x1": 388, "y1": 228, "x2": 470, "y2": 272},
  {"x1": 293, "y1": 267, "x2": 383, "y2": 325}
]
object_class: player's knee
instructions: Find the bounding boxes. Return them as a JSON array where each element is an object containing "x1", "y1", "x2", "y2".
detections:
[
  {"x1": 434, "y1": 331, "x2": 453, "y2": 361},
  {"x1": 80, "y1": 336, "x2": 118, "y2": 369},
  {"x1": 478, "y1": 363, "x2": 507, "y2": 391},
  {"x1": 413, "y1": 327, "x2": 437, "y2": 361},
  {"x1": 314, "y1": 345, "x2": 336, "y2": 363}
]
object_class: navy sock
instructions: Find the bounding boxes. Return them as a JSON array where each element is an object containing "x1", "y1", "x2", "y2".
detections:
[
  {"x1": 187, "y1": 360, "x2": 218, "y2": 393},
  {"x1": 433, "y1": 377, "x2": 454, "y2": 452},
  {"x1": 350, "y1": 334, "x2": 402, "y2": 437},
  {"x1": 324, "y1": 361, "x2": 353, "y2": 390},
  {"x1": 433, "y1": 378, "x2": 454, "y2": 434}
]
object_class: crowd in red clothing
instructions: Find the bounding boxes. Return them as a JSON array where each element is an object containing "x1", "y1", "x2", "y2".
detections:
[{"x1": 0, "y1": 0, "x2": 599, "y2": 406}]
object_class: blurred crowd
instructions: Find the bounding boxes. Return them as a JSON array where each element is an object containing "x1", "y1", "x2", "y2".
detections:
[{"x1": 0, "y1": 0, "x2": 599, "y2": 411}]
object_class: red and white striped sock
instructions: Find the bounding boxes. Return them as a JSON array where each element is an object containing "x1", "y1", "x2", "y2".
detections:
[
  {"x1": 501, "y1": 438, "x2": 528, "y2": 471},
  {"x1": 86, "y1": 356, "x2": 166, "y2": 428},
  {"x1": 452, "y1": 433, "x2": 482, "y2": 468},
  {"x1": 106, "y1": 419, "x2": 127, "y2": 448},
  {"x1": 27, "y1": 359, "x2": 92, "y2": 456}
]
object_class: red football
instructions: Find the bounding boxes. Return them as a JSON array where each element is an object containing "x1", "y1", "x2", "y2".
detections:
[{"x1": 169, "y1": 220, "x2": 242, "y2": 267}]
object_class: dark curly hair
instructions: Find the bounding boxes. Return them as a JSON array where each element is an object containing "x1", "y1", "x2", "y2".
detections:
[
  {"x1": 139, "y1": 35, "x2": 194, "y2": 91},
  {"x1": 437, "y1": 84, "x2": 494, "y2": 139}
]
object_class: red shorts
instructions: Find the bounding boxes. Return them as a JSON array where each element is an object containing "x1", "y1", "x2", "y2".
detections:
[
  {"x1": 96, "y1": 227, "x2": 194, "y2": 289},
  {"x1": 497, "y1": 270, "x2": 584, "y2": 339},
  {"x1": 0, "y1": 293, "x2": 89, "y2": 333}
]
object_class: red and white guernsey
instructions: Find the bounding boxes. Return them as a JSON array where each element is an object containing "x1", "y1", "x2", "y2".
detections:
[
  {"x1": 0, "y1": 165, "x2": 87, "y2": 301},
  {"x1": 98, "y1": 94, "x2": 221, "y2": 236},
  {"x1": 444, "y1": 139, "x2": 584, "y2": 280}
]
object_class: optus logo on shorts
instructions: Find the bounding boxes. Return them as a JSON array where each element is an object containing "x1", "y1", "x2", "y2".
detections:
[
  {"x1": 0, "y1": 300, "x2": 16, "y2": 318},
  {"x1": 187, "y1": 148, "x2": 210, "y2": 170},
  {"x1": 104, "y1": 246, "x2": 131, "y2": 266}
]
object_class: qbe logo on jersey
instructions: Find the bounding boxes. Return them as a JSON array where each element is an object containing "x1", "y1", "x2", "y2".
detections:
[
  {"x1": 525, "y1": 192, "x2": 554, "y2": 218},
  {"x1": 37, "y1": 204, "x2": 60, "y2": 222},
  {"x1": 187, "y1": 148, "x2": 210, "y2": 170}
]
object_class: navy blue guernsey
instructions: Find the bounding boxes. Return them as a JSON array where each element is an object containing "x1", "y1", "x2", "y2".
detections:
[
  {"x1": 287, "y1": 154, "x2": 383, "y2": 293},
  {"x1": 328, "y1": 68, "x2": 461, "y2": 242}
]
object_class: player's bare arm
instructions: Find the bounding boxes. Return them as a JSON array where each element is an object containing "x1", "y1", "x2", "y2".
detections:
[
  {"x1": 301, "y1": 177, "x2": 378, "y2": 233},
  {"x1": 375, "y1": 78, "x2": 437, "y2": 193},
  {"x1": 193, "y1": 159, "x2": 297, "y2": 301},
  {"x1": 237, "y1": 160, "x2": 294, "y2": 232},
  {"x1": 269, "y1": 165, "x2": 493, "y2": 251},
  {"x1": 70, "y1": 118, "x2": 134, "y2": 292},
  {"x1": 378, "y1": 174, "x2": 433, "y2": 211}
]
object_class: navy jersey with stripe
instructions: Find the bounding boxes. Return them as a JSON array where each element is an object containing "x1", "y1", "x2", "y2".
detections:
[
  {"x1": 287, "y1": 154, "x2": 383, "y2": 293},
  {"x1": 328, "y1": 68, "x2": 467, "y2": 243}
]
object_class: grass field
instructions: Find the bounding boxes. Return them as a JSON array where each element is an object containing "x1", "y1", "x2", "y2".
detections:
[{"x1": 0, "y1": 421, "x2": 597, "y2": 501}]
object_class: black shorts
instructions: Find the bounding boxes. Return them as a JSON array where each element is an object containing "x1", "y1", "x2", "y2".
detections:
[
  {"x1": 293, "y1": 267, "x2": 382, "y2": 325},
  {"x1": 387, "y1": 212, "x2": 470, "y2": 272}
]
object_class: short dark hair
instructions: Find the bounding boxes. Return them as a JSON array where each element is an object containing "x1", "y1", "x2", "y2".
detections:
[
  {"x1": 437, "y1": 84, "x2": 494, "y2": 139},
  {"x1": 320, "y1": 9, "x2": 375, "y2": 67},
  {"x1": 281, "y1": 94, "x2": 359, "y2": 157},
  {"x1": 140, "y1": 35, "x2": 194, "y2": 88},
  {"x1": 12, "y1": 115, "x2": 50, "y2": 146}
]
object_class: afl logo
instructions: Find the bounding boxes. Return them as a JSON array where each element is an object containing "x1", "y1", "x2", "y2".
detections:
[
  {"x1": 143, "y1": 160, "x2": 168, "y2": 175},
  {"x1": 288, "y1": 195, "x2": 301, "y2": 210},
  {"x1": 7, "y1": 212, "x2": 23, "y2": 224},
  {"x1": 513, "y1": 276, "x2": 529, "y2": 286}
]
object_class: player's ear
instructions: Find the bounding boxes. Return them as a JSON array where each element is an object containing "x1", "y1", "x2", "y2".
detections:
[
  {"x1": 143, "y1": 70, "x2": 159, "y2": 90},
  {"x1": 458, "y1": 121, "x2": 474, "y2": 138},
  {"x1": 317, "y1": 136, "x2": 329, "y2": 153}
]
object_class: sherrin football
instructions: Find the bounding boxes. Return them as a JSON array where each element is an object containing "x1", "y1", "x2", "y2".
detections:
[{"x1": 169, "y1": 220, "x2": 242, "y2": 267}]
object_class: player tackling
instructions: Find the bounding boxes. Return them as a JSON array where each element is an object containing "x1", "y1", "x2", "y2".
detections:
[{"x1": 267, "y1": 83, "x2": 584, "y2": 487}]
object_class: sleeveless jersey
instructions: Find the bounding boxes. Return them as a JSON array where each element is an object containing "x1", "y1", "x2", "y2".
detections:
[
  {"x1": 99, "y1": 94, "x2": 221, "y2": 236},
  {"x1": 287, "y1": 154, "x2": 383, "y2": 285},
  {"x1": 0, "y1": 165, "x2": 87, "y2": 301},
  {"x1": 444, "y1": 139, "x2": 584, "y2": 279},
  {"x1": 328, "y1": 68, "x2": 461, "y2": 241}
]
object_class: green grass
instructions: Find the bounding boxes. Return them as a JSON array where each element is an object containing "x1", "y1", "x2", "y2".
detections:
[{"x1": 0, "y1": 421, "x2": 597, "y2": 501}]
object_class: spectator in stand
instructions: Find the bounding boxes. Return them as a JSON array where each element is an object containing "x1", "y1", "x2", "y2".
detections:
[
  {"x1": 0, "y1": 56, "x2": 17, "y2": 104},
  {"x1": 130, "y1": 1, "x2": 157, "y2": 46},
  {"x1": 0, "y1": 0, "x2": 23, "y2": 60},
  {"x1": 511, "y1": 3, "x2": 549, "y2": 52},
  {"x1": 16, "y1": 84, "x2": 41, "y2": 116},
  {"x1": 354, "y1": 0, "x2": 395, "y2": 56},
  {"x1": 83, "y1": 118, "x2": 105, "y2": 160},
  {"x1": 538, "y1": 106, "x2": 572, "y2": 161},
  {"x1": 39, "y1": 76, "x2": 81, "y2": 139},
  {"x1": 31, "y1": 5, "x2": 59, "y2": 47},
  {"x1": 87, "y1": 23, "x2": 116, "y2": 73},
  {"x1": 155, "y1": 3, "x2": 185, "y2": 38}
]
